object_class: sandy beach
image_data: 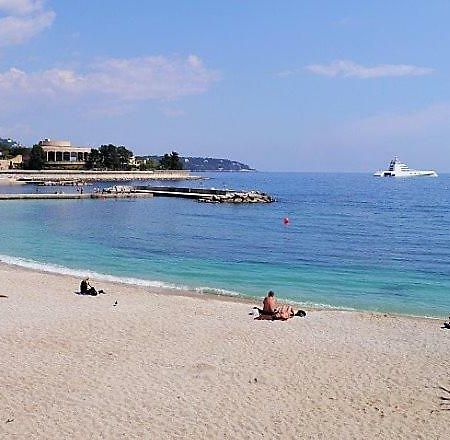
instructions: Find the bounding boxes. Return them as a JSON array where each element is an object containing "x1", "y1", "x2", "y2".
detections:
[{"x1": 0, "y1": 263, "x2": 448, "y2": 439}]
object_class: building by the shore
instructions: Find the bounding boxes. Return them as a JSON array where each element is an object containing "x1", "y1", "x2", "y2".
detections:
[
  {"x1": 38, "y1": 139, "x2": 91, "y2": 169},
  {"x1": 0, "y1": 154, "x2": 23, "y2": 170}
]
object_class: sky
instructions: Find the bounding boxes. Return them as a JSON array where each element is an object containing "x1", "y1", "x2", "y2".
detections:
[{"x1": 1, "y1": 0, "x2": 450, "y2": 171}]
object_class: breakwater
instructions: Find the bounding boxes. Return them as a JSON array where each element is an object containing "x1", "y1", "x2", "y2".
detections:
[
  {"x1": 111, "y1": 185, "x2": 275, "y2": 203},
  {"x1": 0, "y1": 169, "x2": 200, "y2": 182},
  {"x1": 0, "y1": 171, "x2": 447, "y2": 317}
]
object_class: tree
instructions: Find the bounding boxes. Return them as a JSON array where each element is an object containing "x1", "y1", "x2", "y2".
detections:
[
  {"x1": 138, "y1": 158, "x2": 156, "y2": 171},
  {"x1": 85, "y1": 145, "x2": 133, "y2": 170},
  {"x1": 9, "y1": 146, "x2": 30, "y2": 158},
  {"x1": 26, "y1": 145, "x2": 46, "y2": 170},
  {"x1": 169, "y1": 151, "x2": 183, "y2": 170},
  {"x1": 85, "y1": 148, "x2": 102, "y2": 169},
  {"x1": 99, "y1": 144, "x2": 118, "y2": 169},
  {"x1": 160, "y1": 151, "x2": 183, "y2": 170},
  {"x1": 117, "y1": 146, "x2": 133, "y2": 170},
  {"x1": 160, "y1": 153, "x2": 171, "y2": 169}
]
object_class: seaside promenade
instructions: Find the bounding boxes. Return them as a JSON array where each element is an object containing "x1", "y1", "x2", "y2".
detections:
[
  {"x1": 0, "y1": 193, "x2": 153, "y2": 201},
  {"x1": 0, "y1": 169, "x2": 199, "y2": 182}
]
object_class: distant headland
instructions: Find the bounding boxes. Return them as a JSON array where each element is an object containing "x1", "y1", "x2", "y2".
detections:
[
  {"x1": 140, "y1": 155, "x2": 254, "y2": 172},
  {"x1": 0, "y1": 137, "x2": 253, "y2": 173}
]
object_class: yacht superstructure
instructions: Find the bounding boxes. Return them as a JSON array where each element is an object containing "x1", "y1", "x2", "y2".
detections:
[{"x1": 374, "y1": 157, "x2": 437, "y2": 177}]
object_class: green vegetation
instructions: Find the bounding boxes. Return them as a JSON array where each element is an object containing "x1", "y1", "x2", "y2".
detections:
[
  {"x1": 1, "y1": 136, "x2": 251, "y2": 172},
  {"x1": 86, "y1": 144, "x2": 133, "y2": 170},
  {"x1": 182, "y1": 157, "x2": 252, "y2": 171},
  {"x1": 0, "y1": 138, "x2": 28, "y2": 161},
  {"x1": 135, "y1": 151, "x2": 184, "y2": 170},
  {"x1": 26, "y1": 145, "x2": 46, "y2": 170},
  {"x1": 137, "y1": 158, "x2": 157, "y2": 171},
  {"x1": 159, "y1": 151, "x2": 183, "y2": 170}
]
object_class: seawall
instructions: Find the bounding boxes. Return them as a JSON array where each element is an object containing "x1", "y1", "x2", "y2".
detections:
[{"x1": 0, "y1": 169, "x2": 200, "y2": 182}]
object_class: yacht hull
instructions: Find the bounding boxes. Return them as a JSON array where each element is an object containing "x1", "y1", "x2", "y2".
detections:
[
  {"x1": 374, "y1": 158, "x2": 437, "y2": 177},
  {"x1": 374, "y1": 171, "x2": 438, "y2": 177}
]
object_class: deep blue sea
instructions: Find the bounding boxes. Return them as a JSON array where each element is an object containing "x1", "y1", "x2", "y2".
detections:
[{"x1": 0, "y1": 172, "x2": 449, "y2": 317}]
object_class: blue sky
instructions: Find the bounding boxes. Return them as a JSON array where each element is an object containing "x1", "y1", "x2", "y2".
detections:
[{"x1": 1, "y1": 0, "x2": 449, "y2": 171}]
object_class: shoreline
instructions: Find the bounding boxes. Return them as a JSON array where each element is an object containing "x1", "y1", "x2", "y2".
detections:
[
  {"x1": 1, "y1": 260, "x2": 449, "y2": 439},
  {"x1": 0, "y1": 258, "x2": 444, "y2": 322},
  {"x1": 0, "y1": 169, "x2": 202, "y2": 182}
]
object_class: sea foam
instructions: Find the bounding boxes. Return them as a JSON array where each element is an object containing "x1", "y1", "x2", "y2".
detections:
[{"x1": 0, "y1": 253, "x2": 241, "y2": 298}]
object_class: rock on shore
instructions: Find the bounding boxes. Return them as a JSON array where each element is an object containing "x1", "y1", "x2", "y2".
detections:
[{"x1": 199, "y1": 191, "x2": 275, "y2": 204}]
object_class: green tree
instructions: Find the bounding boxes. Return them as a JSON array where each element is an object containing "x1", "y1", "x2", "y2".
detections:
[
  {"x1": 160, "y1": 151, "x2": 183, "y2": 170},
  {"x1": 117, "y1": 146, "x2": 133, "y2": 170},
  {"x1": 26, "y1": 145, "x2": 46, "y2": 170},
  {"x1": 85, "y1": 148, "x2": 102, "y2": 169},
  {"x1": 86, "y1": 145, "x2": 133, "y2": 170},
  {"x1": 10, "y1": 146, "x2": 30, "y2": 158},
  {"x1": 99, "y1": 144, "x2": 118, "y2": 169},
  {"x1": 160, "y1": 153, "x2": 171, "y2": 169},
  {"x1": 138, "y1": 158, "x2": 156, "y2": 171},
  {"x1": 169, "y1": 151, "x2": 183, "y2": 170}
]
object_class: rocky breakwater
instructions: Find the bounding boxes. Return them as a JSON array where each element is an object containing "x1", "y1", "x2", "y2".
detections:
[{"x1": 199, "y1": 191, "x2": 275, "y2": 204}]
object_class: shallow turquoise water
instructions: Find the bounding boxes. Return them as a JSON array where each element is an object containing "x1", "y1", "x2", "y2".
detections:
[{"x1": 0, "y1": 173, "x2": 449, "y2": 317}]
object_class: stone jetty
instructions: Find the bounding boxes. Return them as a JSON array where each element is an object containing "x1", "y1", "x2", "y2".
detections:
[
  {"x1": 198, "y1": 191, "x2": 274, "y2": 203},
  {"x1": 0, "y1": 186, "x2": 274, "y2": 204},
  {"x1": 109, "y1": 185, "x2": 275, "y2": 203}
]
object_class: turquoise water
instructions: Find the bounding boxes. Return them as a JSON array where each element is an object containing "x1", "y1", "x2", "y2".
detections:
[{"x1": 0, "y1": 173, "x2": 449, "y2": 317}]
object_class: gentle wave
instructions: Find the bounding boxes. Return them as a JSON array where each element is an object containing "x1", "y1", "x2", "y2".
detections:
[
  {"x1": 0, "y1": 253, "x2": 441, "y2": 318},
  {"x1": 0, "y1": 253, "x2": 341, "y2": 310},
  {"x1": 0, "y1": 253, "x2": 242, "y2": 298}
]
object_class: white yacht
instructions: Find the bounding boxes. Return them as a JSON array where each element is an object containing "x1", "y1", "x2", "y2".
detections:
[{"x1": 374, "y1": 157, "x2": 438, "y2": 177}]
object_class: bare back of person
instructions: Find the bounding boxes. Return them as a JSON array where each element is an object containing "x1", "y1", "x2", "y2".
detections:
[{"x1": 263, "y1": 296, "x2": 276, "y2": 314}]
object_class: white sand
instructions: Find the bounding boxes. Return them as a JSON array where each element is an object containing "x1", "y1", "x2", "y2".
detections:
[{"x1": 0, "y1": 263, "x2": 449, "y2": 439}]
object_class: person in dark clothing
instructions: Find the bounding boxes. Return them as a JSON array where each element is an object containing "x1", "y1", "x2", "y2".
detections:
[
  {"x1": 80, "y1": 278, "x2": 104, "y2": 296},
  {"x1": 444, "y1": 316, "x2": 450, "y2": 329}
]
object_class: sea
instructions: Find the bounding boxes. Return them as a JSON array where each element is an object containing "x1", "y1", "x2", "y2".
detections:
[{"x1": 0, "y1": 172, "x2": 449, "y2": 317}]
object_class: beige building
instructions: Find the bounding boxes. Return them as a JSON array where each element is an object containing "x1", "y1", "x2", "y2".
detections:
[
  {"x1": 0, "y1": 154, "x2": 23, "y2": 170},
  {"x1": 39, "y1": 139, "x2": 91, "y2": 169}
]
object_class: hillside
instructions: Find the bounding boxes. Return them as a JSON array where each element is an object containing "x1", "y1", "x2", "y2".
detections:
[
  {"x1": 142, "y1": 155, "x2": 254, "y2": 171},
  {"x1": 0, "y1": 137, "x2": 28, "y2": 158},
  {"x1": 182, "y1": 157, "x2": 253, "y2": 171}
]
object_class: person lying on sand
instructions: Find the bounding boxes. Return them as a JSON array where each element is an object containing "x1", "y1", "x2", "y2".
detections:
[
  {"x1": 80, "y1": 278, "x2": 104, "y2": 296},
  {"x1": 253, "y1": 291, "x2": 307, "y2": 320},
  {"x1": 255, "y1": 304, "x2": 306, "y2": 321}
]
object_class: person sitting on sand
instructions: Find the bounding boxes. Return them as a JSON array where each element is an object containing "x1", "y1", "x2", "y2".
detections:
[
  {"x1": 253, "y1": 290, "x2": 307, "y2": 320},
  {"x1": 80, "y1": 278, "x2": 104, "y2": 296},
  {"x1": 444, "y1": 316, "x2": 450, "y2": 329},
  {"x1": 254, "y1": 290, "x2": 277, "y2": 316}
]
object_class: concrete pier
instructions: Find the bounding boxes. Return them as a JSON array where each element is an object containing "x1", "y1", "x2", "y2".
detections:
[
  {"x1": 122, "y1": 186, "x2": 275, "y2": 203},
  {"x1": 0, "y1": 193, "x2": 153, "y2": 201},
  {"x1": 0, "y1": 187, "x2": 274, "y2": 203}
]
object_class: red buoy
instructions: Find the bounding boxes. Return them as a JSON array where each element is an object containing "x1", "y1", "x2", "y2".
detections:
[{"x1": 283, "y1": 217, "x2": 290, "y2": 225}]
